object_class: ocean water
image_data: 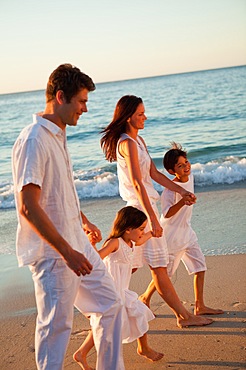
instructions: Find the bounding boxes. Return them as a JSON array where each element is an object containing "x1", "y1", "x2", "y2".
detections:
[{"x1": 0, "y1": 66, "x2": 246, "y2": 255}]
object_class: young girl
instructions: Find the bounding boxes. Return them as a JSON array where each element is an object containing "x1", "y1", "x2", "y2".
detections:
[{"x1": 74, "y1": 206, "x2": 164, "y2": 370}]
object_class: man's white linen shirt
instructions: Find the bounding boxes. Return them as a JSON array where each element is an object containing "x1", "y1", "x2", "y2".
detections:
[{"x1": 12, "y1": 114, "x2": 88, "y2": 266}]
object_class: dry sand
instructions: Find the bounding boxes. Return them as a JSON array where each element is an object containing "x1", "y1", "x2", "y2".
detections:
[
  {"x1": 0, "y1": 254, "x2": 245, "y2": 370},
  {"x1": 0, "y1": 185, "x2": 245, "y2": 369}
]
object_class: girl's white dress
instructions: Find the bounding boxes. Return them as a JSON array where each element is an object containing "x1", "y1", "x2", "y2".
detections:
[{"x1": 103, "y1": 237, "x2": 155, "y2": 343}]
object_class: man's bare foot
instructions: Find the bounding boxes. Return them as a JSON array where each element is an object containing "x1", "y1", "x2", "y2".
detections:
[
  {"x1": 195, "y1": 306, "x2": 224, "y2": 315},
  {"x1": 139, "y1": 294, "x2": 150, "y2": 309},
  {"x1": 73, "y1": 351, "x2": 94, "y2": 370},
  {"x1": 137, "y1": 347, "x2": 164, "y2": 362},
  {"x1": 177, "y1": 314, "x2": 213, "y2": 328}
]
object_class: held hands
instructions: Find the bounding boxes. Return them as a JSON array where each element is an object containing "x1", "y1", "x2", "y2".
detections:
[
  {"x1": 181, "y1": 190, "x2": 197, "y2": 206},
  {"x1": 150, "y1": 217, "x2": 163, "y2": 238},
  {"x1": 84, "y1": 230, "x2": 99, "y2": 249},
  {"x1": 83, "y1": 221, "x2": 102, "y2": 244}
]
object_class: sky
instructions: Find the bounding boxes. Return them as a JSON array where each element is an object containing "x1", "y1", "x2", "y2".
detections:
[{"x1": 0, "y1": 0, "x2": 246, "y2": 94}]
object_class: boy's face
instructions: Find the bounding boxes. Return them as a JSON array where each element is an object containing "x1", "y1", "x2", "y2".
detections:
[{"x1": 170, "y1": 155, "x2": 191, "y2": 181}]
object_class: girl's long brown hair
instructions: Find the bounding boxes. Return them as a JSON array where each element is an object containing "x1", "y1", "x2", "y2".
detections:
[
  {"x1": 100, "y1": 95, "x2": 143, "y2": 162},
  {"x1": 104, "y1": 206, "x2": 147, "y2": 244}
]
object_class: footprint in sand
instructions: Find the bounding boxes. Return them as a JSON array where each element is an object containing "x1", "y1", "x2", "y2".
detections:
[{"x1": 232, "y1": 301, "x2": 241, "y2": 307}]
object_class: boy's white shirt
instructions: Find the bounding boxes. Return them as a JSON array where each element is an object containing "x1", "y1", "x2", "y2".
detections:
[{"x1": 160, "y1": 173, "x2": 198, "y2": 252}]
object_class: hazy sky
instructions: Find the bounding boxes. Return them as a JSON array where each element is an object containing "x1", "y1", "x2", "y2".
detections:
[{"x1": 0, "y1": 0, "x2": 245, "y2": 94}]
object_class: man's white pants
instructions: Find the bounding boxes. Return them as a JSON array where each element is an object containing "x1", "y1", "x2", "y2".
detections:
[{"x1": 29, "y1": 245, "x2": 124, "y2": 370}]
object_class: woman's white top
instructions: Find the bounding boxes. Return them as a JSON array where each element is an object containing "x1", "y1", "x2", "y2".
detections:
[{"x1": 117, "y1": 133, "x2": 159, "y2": 203}]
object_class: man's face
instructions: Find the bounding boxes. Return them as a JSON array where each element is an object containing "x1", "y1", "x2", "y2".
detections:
[{"x1": 60, "y1": 88, "x2": 89, "y2": 127}]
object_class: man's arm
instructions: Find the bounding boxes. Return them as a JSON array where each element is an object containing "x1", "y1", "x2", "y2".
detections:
[{"x1": 19, "y1": 183, "x2": 93, "y2": 276}]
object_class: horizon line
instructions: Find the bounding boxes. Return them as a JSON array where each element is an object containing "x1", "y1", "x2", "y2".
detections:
[{"x1": 1, "y1": 64, "x2": 245, "y2": 96}]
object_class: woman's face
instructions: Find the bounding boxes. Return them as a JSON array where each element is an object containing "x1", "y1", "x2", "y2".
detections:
[{"x1": 128, "y1": 103, "x2": 147, "y2": 130}]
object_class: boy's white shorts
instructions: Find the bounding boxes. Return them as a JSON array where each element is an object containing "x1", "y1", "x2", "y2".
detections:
[{"x1": 167, "y1": 241, "x2": 207, "y2": 276}]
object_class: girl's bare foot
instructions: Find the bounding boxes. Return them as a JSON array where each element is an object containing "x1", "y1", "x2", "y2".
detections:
[
  {"x1": 73, "y1": 351, "x2": 94, "y2": 370},
  {"x1": 195, "y1": 305, "x2": 224, "y2": 315},
  {"x1": 177, "y1": 314, "x2": 213, "y2": 328},
  {"x1": 137, "y1": 347, "x2": 164, "y2": 362}
]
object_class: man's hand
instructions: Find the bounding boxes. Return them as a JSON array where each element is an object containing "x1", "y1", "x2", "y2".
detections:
[{"x1": 64, "y1": 248, "x2": 93, "y2": 276}]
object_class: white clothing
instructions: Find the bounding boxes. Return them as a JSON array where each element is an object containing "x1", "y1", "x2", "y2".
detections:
[
  {"x1": 160, "y1": 174, "x2": 198, "y2": 252},
  {"x1": 160, "y1": 174, "x2": 206, "y2": 275},
  {"x1": 103, "y1": 238, "x2": 155, "y2": 343},
  {"x1": 30, "y1": 247, "x2": 123, "y2": 370},
  {"x1": 117, "y1": 134, "x2": 168, "y2": 268},
  {"x1": 117, "y1": 133, "x2": 159, "y2": 202},
  {"x1": 12, "y1": 114, "x2": 124, "y2": 370},
  {"x1": 127, "y1": 201, "x2": 169, "y2": 268},
  {"x1": 167, "y1": 241, "x2": 207, "y2": 276},
  {"x1": 12, "y1": 114, "x2": 84, "y2": 266}
]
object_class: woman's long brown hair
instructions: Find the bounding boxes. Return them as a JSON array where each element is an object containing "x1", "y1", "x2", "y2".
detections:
[{"x1": 100, "y1": 95, "x2": 143, "y2": 162}]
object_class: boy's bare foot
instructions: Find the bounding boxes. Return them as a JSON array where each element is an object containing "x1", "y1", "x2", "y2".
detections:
[
  {"x1": 195, "y1": 306, "x2": 224, "y2": 315},
  {"x1": 137, "y1": 347, "x2": 164, "y2": 362},
  {"x1": 177, "y1": 314, "x2": 213, "y2": 328},
  {"x1": 139, "y1": 294, "x2": 150, "y2": 308},
  {"x1": 73, "y1": 351, "x2": 94, "y2": 370}
]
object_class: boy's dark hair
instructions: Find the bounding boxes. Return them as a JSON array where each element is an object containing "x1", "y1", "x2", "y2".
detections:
[
  {"x1": 163, "y1": 142, "x2": 188, "y2": 172},
  {"x1": 46, "y1": 63, "x2": 95, "y2": 103}
]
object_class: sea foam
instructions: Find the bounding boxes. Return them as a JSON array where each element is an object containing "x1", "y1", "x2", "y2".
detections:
[{"x1": 1, "y1": 156, "x2": 245, "y2": 210}]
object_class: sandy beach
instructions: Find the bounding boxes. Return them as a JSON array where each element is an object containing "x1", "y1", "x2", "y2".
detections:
[
  {"x1": 0, "y1": 185, "x2": 245, "y2": 369},
  {"x1": 1, "y1": 255, "x2": 245, "y2": 370}
]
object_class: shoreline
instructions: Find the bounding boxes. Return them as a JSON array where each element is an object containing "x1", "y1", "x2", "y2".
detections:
[
  {"x1": 0, "y1": 254, "x2": 245, "y2": 369},
  {"x1": 0, "y1": 185, "x2": 245, "y2": 299}
]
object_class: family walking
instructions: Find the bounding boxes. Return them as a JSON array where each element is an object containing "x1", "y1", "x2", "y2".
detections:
[{"x1": 12, "y1": 63, "x2": 223, "y2": 370}]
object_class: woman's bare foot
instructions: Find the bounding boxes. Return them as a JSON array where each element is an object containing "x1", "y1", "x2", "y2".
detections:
[
  {"x1": 73, "y1": 351, "x2": 94, "y2": 370},
  {"x1": 137, "y1": 347, "x2": 164, "y2": 362},
  {"x1": 177, "y1": 314, "x2": 213, "y2": 328},
  {"x1": 195, "y1": 305, "x2": 224, "y2": 315}
]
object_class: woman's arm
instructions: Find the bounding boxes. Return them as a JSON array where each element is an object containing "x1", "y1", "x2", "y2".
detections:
[
  {"x1": 98, "y1": 238, "x2": 119, "y2": 260},
  {"x1": 119, "y1": 139, "x2": 162, "y2": 237}
]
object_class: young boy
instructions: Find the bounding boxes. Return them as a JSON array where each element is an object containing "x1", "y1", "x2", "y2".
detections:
[{"x1": 140, "y1": 142, "x2": 224, "y2": 316}]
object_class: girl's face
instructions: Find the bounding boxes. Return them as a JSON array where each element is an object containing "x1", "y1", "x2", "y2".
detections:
[
  {"x1": 172, "y1": 156, "x2": 191, "y2": 181},
  {"x1": 127, "y1": 103, "x2": 147, "y2": 130},
  {"x1": 127, "y1": 220, "x2": 147, "y2": 242}
]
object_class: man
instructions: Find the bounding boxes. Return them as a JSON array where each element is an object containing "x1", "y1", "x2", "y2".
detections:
[{"x1": 12, "y1": 64, "x2": 124, "y2": 370}]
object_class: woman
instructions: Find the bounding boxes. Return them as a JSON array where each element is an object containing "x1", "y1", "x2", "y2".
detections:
[{"x1": 101, "y1": 95, "x2": 212, "y2": 328}]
